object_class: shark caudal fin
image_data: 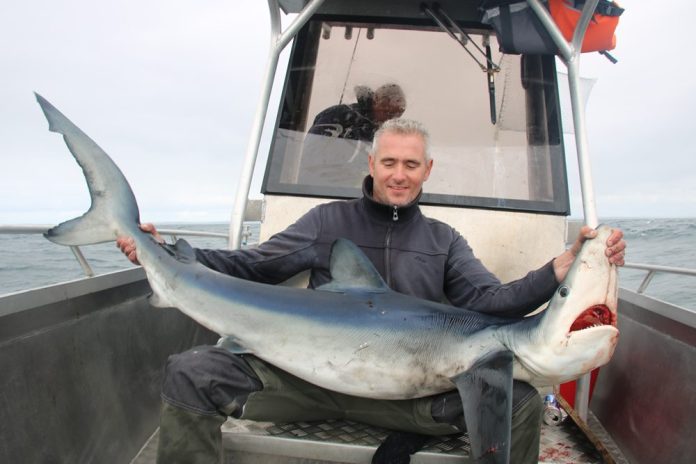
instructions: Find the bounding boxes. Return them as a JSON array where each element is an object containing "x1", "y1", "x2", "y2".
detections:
[{"x1": 35, "y1": 93, "x2": 140, "y2": 245}]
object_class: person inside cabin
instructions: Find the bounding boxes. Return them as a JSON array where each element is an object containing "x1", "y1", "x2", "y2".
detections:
[
  {"x1": 299, "y1": 83, "x2": 407, "y2": 188},
  {"x1": 307, "y1": 82, "x2": 407, "y2": 141},
  {"x1": 117, "y1": 118, "x2": 626, "y2": 464}
]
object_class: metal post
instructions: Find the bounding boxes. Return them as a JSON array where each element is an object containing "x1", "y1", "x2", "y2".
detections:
[
  {"x1": 526, "y1": 0, "x2": 573, "y2": 60},
  {"x1": 527, "y1": 0, "x2": 601, "y2": 422},
  {"x1": 637, "y1": 271, "x2": 657, "y2": 294},
  {"x1": 228, "y1": 0, "x2": 325, "y2": 249},
  {"x1": 566, "y1": 58, "x2": 598, "y2": 229},
  {"x1": 69, "y1": 246, "x2": 94, "y2": 277}
]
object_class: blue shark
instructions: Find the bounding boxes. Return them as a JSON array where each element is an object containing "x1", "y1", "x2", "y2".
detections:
[{"x1": 36, "y1": 94, "x2": 618, "y2": 463}]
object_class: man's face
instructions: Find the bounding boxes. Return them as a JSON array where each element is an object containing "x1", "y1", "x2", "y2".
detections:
[{"x1": 368, "y1": 131, "x2": 433, "y2": 207}]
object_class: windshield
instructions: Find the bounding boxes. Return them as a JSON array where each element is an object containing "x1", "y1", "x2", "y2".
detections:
[{"x1": 263, "y1": 19, "x2": 569, "y2": 214}]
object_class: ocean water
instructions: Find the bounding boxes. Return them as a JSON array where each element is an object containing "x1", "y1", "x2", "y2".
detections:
[
  {"x1": 608, "y1": 217, "x2": 696, "y2": 310},
  {"x1": 1, "y1": 218, "x2": 694, "y2": 309},
  {"x1": 0, "y1": 223, "x2": 237, "y2": 297}
]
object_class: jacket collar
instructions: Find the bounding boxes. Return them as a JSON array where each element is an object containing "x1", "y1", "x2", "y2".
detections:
[{"x1": 361, "y1": 175, "x2": 422, "y2": 224}]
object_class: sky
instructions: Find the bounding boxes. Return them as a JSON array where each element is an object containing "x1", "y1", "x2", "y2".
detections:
[{"x1": 1, "y1": 0, "x2": 694, "y2": 225}]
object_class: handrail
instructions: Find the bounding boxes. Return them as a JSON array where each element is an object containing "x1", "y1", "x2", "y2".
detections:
[
  {"x1": 0, "y1": 224, "x2": 233, "y2": 278},
  {"x1": 228, "y1": 0, "x2": 326, "y2": 249},
  {"x1": 3, "y1": 223, "x2": 694, "y2": 294},
  {"x1": 0, "y1": 225, "x2": 230, "y2": 240},
  {"x1": 623, "y1": 262, "x2": 696, "y2": 295},
  {"x1": 527, "y1": 0, "x2": 602, "y2": 422}
]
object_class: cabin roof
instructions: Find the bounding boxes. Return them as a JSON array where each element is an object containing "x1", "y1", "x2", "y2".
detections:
[{"x1": 279, "y1": 0, "x2": 481, "y2": 23}]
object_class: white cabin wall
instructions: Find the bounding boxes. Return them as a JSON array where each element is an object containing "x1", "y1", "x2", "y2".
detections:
[{"x1": 260, "y1": 195, "x2": 566, "y2": 286}]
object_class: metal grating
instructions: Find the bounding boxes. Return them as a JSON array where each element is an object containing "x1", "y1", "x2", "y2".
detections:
[
  {"x1": 223, "y1": 415, "x2": 606, "y2": 463},
  {"x1": 262, "y1": 420, "x2": 472, "y2": 456},
  {"x1": 133, "y1": 404, "x2": 626, "y2": 463}
]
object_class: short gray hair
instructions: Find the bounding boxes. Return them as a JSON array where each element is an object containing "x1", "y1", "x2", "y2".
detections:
[
  {"x1": 374, "y1": 83, "x2": 406, "y2": 107},
  {"x1": 371, "y1": 118, "x2": 431, "y2": 160}
]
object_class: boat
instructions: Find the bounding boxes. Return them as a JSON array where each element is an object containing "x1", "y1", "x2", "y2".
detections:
[{"x1": 1, "y1": 1, "x2": 695, "y2": 463}]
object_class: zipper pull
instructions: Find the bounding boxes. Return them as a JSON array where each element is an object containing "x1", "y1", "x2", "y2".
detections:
[{"x1": 392, "y1": 205, "x2": 399, "y2": 221}]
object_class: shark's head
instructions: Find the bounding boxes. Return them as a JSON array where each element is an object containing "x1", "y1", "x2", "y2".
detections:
[{"x1": 512, "y1": 225, "x2": 619, "y2": 386}]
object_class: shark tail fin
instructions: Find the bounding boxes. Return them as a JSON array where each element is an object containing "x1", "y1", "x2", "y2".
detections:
[
  {"x1": 44, "y1": 211, "x2": 119, "y2": 245},
  {"x1": 35, "y1": 92, "x2": 140, "y2": 246}
]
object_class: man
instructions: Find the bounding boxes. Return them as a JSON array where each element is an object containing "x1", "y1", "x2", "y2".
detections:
[{"x1": 118, "y1": 119, "x2": 625, "y2": 464}]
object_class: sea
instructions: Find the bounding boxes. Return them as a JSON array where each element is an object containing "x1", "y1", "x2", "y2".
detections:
[{"x1": 1, "y1": 218, "x2": 695, "y2": 310}]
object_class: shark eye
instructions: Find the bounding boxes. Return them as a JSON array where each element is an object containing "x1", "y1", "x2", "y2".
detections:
[{"x1": 558, "y1": 286, "x2": 570, "y2": 298}]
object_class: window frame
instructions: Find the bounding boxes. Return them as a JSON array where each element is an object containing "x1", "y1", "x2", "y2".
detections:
[{"x1": 261, "y1": 16, "x2": 570, "y2": 215}]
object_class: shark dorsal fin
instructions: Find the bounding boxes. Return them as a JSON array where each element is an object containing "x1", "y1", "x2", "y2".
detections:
[
  {"x1": 172, "y1": 238, "x2": 196, "y2": 263},
  {"x1": 317, "y1": 239, "x2": 389, "y2": 293}
]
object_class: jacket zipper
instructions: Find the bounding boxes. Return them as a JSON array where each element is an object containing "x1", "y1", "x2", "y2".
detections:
[
  {"x1": 385, "y1": 206, "x2": 398, "y2": 287},
  {"x1": 385, "y1": 224, "x2": 393, "y2": 287}
]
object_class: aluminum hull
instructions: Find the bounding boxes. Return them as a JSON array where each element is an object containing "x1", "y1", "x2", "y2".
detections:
[{"x1": 1, "y1": 272, "x2": 693, "y2": 463}]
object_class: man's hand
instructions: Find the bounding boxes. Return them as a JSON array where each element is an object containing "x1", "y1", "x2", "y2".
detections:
[
  {"x1": 553, "y1": 225, "x2": 626, "y2": 282},
  {"x1": 116, "y1": 223, "x2": 164, "y2": 265}
]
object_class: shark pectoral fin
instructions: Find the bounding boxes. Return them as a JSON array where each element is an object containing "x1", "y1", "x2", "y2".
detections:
[
  {"x1": 452, "y1": 350, "x2": 514, "y2": 464},
  {"x1": 148, "y1": 291, "x2": 174, "y2": 309},
  {"x1": 216, "y1": 336, "x2": 252, "y2": 354}
]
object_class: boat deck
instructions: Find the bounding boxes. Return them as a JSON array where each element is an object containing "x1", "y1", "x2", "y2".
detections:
[{"x1": 132, "y1": 406, "x2": 627, "y2": 464}]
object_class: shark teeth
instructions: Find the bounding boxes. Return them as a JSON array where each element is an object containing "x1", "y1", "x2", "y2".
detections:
[
  {"x1": 577, "y1": 323, "x2": 604, "y2": 331},
  {"x1": 569, "y1": 304, "x2": 615, "y2": 332}
]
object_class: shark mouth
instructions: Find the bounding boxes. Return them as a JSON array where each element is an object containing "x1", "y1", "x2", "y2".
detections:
[{"x1": 569, "y1": 305, "x2": 616, "y2": 332}]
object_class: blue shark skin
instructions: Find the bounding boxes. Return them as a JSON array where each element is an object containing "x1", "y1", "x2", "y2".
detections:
[{"x1": 36, "y1": 94, "x2": 619, "y2": 463}]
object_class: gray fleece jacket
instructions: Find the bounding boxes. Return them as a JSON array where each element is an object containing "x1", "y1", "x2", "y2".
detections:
[{"x1": 195, "y1": 176, "x2": 559, "y2": 318}]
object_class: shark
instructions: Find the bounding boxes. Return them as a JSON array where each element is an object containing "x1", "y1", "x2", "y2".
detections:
[{"x1": 35, "y1": 93, "x2": 619, "y2": 463}]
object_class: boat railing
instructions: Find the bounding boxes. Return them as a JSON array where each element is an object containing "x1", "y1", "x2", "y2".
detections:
[
  {"x1": 623, "y1": 262, "x2": 696, "y2": 295},
  {"x1": 2, "y1": 224, "x2": 695, "y2": 302},
  {"x1": 0, "y1": 224, "x2": 246, "y2": 279}
]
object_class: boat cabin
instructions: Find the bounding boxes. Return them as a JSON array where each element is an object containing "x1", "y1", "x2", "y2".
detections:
[{"x1": 258, "y1": 0, "x2": 568, "y2": 287}]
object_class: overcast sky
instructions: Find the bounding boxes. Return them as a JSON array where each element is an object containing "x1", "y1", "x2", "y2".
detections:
[{"x1": 1, "y1": 1, "x2": 694, "y2": 225}]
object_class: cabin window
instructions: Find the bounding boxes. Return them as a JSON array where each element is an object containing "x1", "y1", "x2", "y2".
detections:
[{"x1": 262, "y1": 19, "x2": 569, "y2": 214}]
